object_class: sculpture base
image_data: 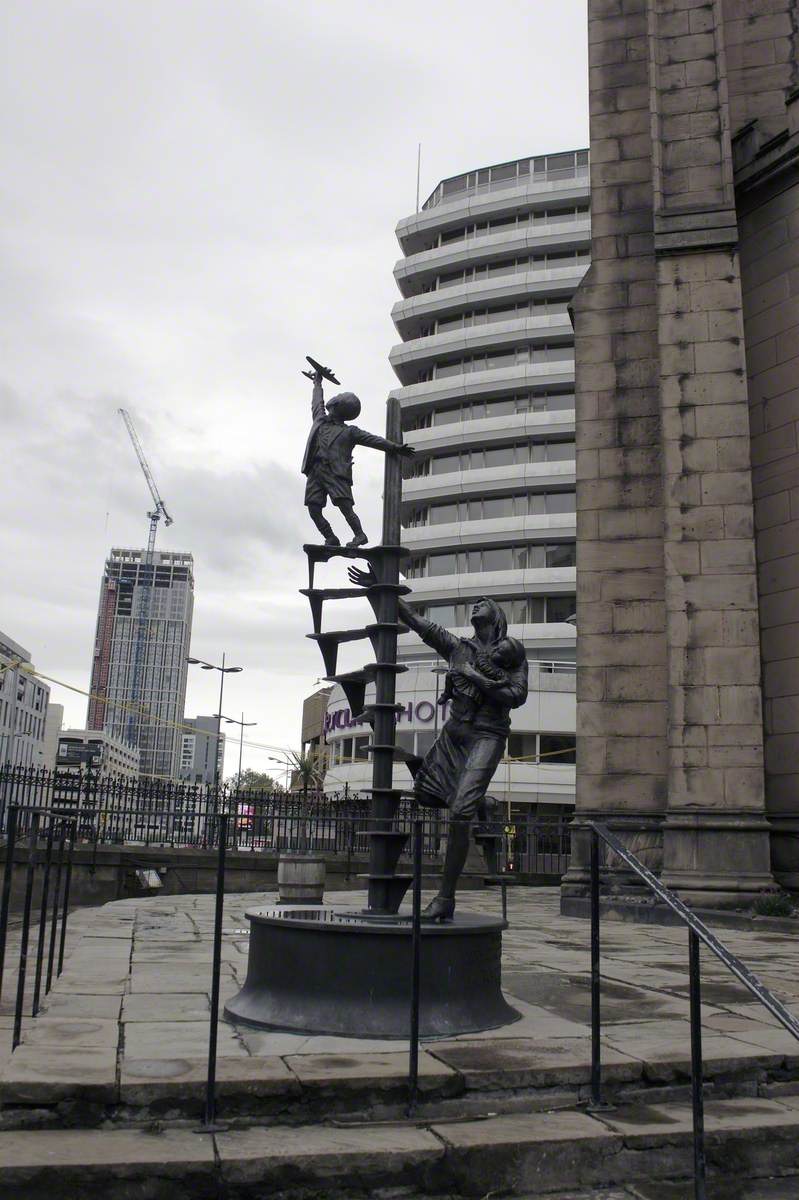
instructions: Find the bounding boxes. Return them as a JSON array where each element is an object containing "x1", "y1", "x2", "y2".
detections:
[{"x1": 224, "y1": 906, "x2": 519, "y2": 1039}]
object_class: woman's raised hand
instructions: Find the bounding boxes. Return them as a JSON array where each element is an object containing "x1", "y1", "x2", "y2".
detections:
[{"x1": 347, "y1": 564, "x2": 377, "y2": 588}]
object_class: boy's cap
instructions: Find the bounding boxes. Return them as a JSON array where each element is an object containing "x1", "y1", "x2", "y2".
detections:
[{"x1": 326, "y1": 392, "x2": 361, "y2": 420}]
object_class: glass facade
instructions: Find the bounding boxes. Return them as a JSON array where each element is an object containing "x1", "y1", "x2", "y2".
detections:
[
  {"x1": 405, "y1": 543, "x2": 575, "y2": 579},
  {"x1": 403, "y1": 392, "x2": 575, "y2": 429},
  {"x1": 87, "y1": 550, "x2": 194, "y2": 780},
  {"x1": 414, "y1": 595, "x2": 576, "y2": 626}
]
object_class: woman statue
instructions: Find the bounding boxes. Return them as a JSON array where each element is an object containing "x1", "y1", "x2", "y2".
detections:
[{"x1": 349, "y1": 568, "x2": 529, "y2": 920}]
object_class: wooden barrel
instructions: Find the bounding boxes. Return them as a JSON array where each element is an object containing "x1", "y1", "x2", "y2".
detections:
[{"x1": 277, "y1": 853, "x2": 326, "y2": 904}]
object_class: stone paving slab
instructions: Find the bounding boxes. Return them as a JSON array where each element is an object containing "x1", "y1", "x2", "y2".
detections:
[
  {"x1": 120, "y1": 1054, "x2": 297, "y2": 1104},
  {"x1": 121, "y1": 992, "x2": 209, "y2": 1022},
  {"x1": 284, "y1": 1048, "x2": 458, "y2": 1093},
  {"x1": 215, "y1": 1121, "x2": 444, "y2": 1188},
  {"x1": 601, "y1": 1029, "x2": 787, "y2": 1081},
  {"x1": 38, "y1": 993, "x2": 122, "y2": 1021},
  {"x1": 431, "y1": 1108, "x2": 625, "y2": 1196},
  {"x1": 18, "y1": 1017, "x2": 119, "y2": 1049},
  {"x1": 427, "y1": 1036, "x2": 642, "y2": 1089},
  {"x1": 1, "y1": 1044, "x2": 118, "y2": 1102},
  {"x1": 595, "y1": 1095, "x2": 799, "y2": 1140},
  {"x1": 123, "y1": 1019, "x2": 247, "y2": 1059},
  {"x1": 0, "y1": 1125, "x2": 216, "y2": 1166}
]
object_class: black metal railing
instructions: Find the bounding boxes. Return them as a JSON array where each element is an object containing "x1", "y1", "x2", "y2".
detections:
[
  {"x1": 587, "y1": 821, "x2": 799, "y2": 1200},
  {"x1": 0, "y1": 805, "x2": 77, "y2": 1050},
  {"x1": 0, "y1": 766, "x2": 571, "y2": 875}
]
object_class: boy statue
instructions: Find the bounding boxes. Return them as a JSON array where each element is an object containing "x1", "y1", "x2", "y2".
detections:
[{"x1": 301, "y1": 363, "x2": 413, "y2": 547}]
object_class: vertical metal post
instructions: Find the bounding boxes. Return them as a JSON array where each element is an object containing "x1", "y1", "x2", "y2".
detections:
[
  {"x1": 407, "y1": 807, "x2": 423, "y2": 1117},
  {"x1": 501, "y1": 879, "x2": 508, "y2": 922},
  {"x1": 589, "y1": 828, "x2": 602, "y2": 1109},
  {"x1": 46, "y1": 826, "x2": 66, "y2": 994},
  {"x1": 57, "y1": 821, "x2": 75, "y2": 977},
  {"x1": 346, "y1": 816, "x2": 354, "y2": 883},
  {"x1": 0, "y1": 804, "x2": 19, "y2": 1001},
  {"x1": 689, "y1": 929, "x2": 706, "y2": 1200},
  {"x1": 32, "y1": 817, "x2": 55, "y2": 1015},
  {"x1": 367, "y1": 396, "x2": 403, "y2": 914},
  {"x1": 203, "y1": 811, "x2": 228, "y2": 1128},
  {"x1": 13, "y1": 812, "x2": 40, "y2": 1049}
]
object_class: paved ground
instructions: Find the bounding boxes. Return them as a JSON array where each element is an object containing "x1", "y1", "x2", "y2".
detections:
[{"x1": 1, "y1": 884, "x2": 799, "y2": 1103}]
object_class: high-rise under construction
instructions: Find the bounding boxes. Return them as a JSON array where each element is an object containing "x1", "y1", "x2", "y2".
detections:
[{"x1": 87, "y1": 548, "x2": 194, "y2": 779}]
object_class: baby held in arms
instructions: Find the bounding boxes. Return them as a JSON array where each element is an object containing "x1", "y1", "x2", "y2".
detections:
[{"x1": 439, "y1": 636, "x2": 527, "y2": 723}]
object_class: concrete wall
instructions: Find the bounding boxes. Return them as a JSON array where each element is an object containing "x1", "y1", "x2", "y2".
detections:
[{"x1": 0, "y1": 845, "x2": 372, "y2": 913}]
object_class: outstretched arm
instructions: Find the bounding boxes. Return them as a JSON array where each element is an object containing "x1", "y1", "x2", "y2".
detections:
[
  {"x1": 348, "y1": 565, "x2": 455, "y2": 658},
  {"x1": 311, "y1": 375, "x2": 325, "y2": 422},
  {"x1": 350, "y1": 427, "x2": 415, "y2": 457}
]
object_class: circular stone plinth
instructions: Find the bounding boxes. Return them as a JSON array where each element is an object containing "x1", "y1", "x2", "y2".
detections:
[{"x1": 224, "y1": 905, "x2": 520, "y2": 1039}]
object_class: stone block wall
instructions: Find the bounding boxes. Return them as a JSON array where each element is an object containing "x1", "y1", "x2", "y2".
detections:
[
  {"x1": 737, "y1": 88, "x2": 799, "y2": 886},
  {"x1": 569, "y1": 0, "x2": 668, "y2": 892},
  {"x1": 566, "y1": 0, "x2": 798, "y2": 907}
]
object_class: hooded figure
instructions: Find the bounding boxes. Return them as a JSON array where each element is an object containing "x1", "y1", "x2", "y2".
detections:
[{"x1": 348, "y1": 572, "x2": 529, "y2": 921}]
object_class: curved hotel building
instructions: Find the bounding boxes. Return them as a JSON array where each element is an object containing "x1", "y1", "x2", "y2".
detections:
[{"x1": 324, "y1": 150, "x2": 589, "y2": 816}]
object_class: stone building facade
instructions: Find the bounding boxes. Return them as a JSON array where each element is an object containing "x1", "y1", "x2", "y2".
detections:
[{"x1": 563, "y1": 0, "x2": 799, "y2": 906}]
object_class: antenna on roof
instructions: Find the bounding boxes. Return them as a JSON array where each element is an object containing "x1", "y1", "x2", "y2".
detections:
[{"x1": 416, "y1": 142, "x2": 422, "y2": 212}]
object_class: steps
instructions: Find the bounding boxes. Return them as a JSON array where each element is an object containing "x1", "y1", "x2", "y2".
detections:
[{"x1": 3, "y1": 1098, "x2": 799, "y2": 1199}]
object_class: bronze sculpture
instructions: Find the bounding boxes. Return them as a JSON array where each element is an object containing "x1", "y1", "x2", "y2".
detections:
[
  {"x1": 301, "y1": 357, "x2": 413, "y2": 547},
  {"x1": 349, "y1": 567, "x2": 529, "y2": 920}
]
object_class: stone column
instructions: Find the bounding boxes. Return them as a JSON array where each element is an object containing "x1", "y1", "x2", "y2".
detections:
[
  {"x1": 562, "y1": 0, "x2": 669, "y2": 903},
  {"x1": 651, "y1": 0, "x2": 774, "y2": 905}
]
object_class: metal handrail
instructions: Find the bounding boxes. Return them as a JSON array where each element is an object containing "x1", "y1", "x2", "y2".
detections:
[{"x1": 588, "y1": 821, "x2": 799, "y2": 1200}]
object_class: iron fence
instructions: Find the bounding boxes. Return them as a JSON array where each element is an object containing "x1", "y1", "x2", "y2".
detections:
[{"x1": 0, "y1": 764, "x2": 570, "y2": 873}]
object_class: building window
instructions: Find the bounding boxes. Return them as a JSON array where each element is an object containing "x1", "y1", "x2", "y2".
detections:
[
  {"x1": 354, "y1": 736, "x2": 370, "y2": 761},
  {"x1": 408, "y1": 543, "x2": 574, "y2": 579},
  {"x1": 546, "y1": 595, "x2": 576, "y2": 623},
  {"x1": 417, "y1": 594, "x2": 574, "y2": 627},
  {"x1": 540, "y1": 734, "x2": 576, "y2": 764},
  {"x1": 507, "y1": 733, "x2": 539, "y2": 760}
]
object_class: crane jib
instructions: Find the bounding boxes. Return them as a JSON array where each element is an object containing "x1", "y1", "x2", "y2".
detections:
[{"x1": 117, "y1": 408, "x2": 176, "y2": 748}]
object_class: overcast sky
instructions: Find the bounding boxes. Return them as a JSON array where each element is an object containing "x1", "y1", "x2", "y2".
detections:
[{"x1": 2, "y1": 0, "x2": 588, "y2": 776}]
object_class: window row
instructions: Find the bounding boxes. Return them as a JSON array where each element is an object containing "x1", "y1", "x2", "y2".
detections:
[
  {"x1": 405, "y1": 542, "x2": 576, "y2": 578},
  {"x1": 423, "y1": 150, "x2": 589, "y2": 209},
  {"x1": 437, "y1": 204, "x2": 590, "y2": 247},
  {"x1": 405, "y1": 440, "x2": 575, "y2": 476},
  {"x1": 429, "y1": 249, "x2": 589, "y2": 291},
  {"x1": 403, "y1": 391, "x2": 574, "y2": 430},
  {"x1": 329, "y1": 729, "x2": 576, "y2": 767},
  {"x1": 328, "y1": 734, "x2": 371, "y2": 766},
  {"x1": 404, "y1": 491, "x2": 576, "y2": 527},
  {"x1": 416, "y1": 594, "x2": 576, "y2": 626},
  {"x1": 422, "y1": 298, "x2": 571, "y2": 337},
  {"x1": 419, "y1": 343, "x2": 573, "y2": 382}
]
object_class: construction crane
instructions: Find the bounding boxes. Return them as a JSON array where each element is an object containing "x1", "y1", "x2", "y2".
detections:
[
  {"x1": 118, "y1": 408, "x2": 173, "y2": 556},
  {"x1": 117, "y1": 409, "x2": 174, "y2": 756}
]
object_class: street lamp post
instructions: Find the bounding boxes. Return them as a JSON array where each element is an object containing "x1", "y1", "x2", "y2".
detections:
[
  {"x1": 218, "y1": 713, "x2": 258, "y2": 784},
  {"x1": 269, "y1": 755, "x2": 293, "y2": 793},
  {"x1": 186, "y1": 655, "x2": 243, "y2": 797}
]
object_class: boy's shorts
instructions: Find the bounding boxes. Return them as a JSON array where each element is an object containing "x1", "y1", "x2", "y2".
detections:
[{"x1": 304, "y1": 465, "x2": 354, "y2": 508}]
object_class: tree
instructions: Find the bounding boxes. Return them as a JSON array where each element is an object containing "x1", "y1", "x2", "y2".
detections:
[
  {"x1": 284, "y1": 748, "x2": 326, "y2": 793},
  {"x1": 230, "y1": 768, "x2": 282, "y2": 793}
]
